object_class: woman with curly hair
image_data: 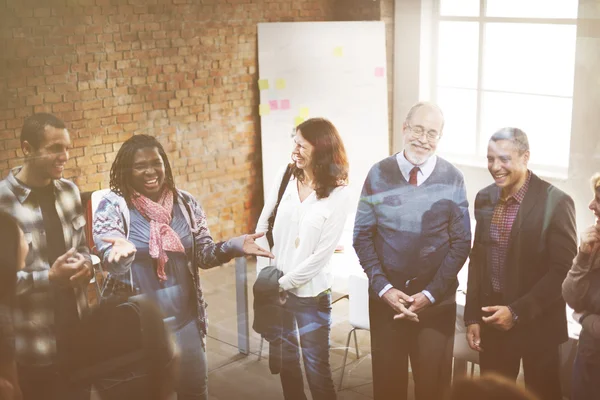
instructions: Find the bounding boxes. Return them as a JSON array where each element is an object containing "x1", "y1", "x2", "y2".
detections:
[
  {"x1": 92, "y1": 134, "x2": 273, "y2": 400},
  {"x1": 255, "y1": 118, "x2": 350, "y2": 400}
]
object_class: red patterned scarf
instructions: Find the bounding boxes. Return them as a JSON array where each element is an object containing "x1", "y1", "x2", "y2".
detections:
[{"x1": 131, "y1": 189, "x2": 184, "y2": 281}]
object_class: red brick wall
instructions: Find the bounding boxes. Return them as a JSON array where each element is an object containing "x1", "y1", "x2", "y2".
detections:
[{"x1": 0, "y1": 0, "x2": 335, "y2": 240}]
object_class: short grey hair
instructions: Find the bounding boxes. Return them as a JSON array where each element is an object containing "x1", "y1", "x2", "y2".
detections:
[
  {"x1": 404, "y1": 102, "x2": 445, "y2": 132},
  {"x1": 591, "y1": 173, "x2": 600, "y2": 191},
  {"x1": 490, "y1": 127, "x2": 529, "y2": 155}
]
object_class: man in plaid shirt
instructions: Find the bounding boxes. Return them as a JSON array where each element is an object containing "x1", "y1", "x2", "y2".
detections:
[
  {"x1": 464, "y1": 128, "x2": 577, "y2": 400},
  {"x1": 0, "y1": 113, "x2": 93, "y2": 399}
]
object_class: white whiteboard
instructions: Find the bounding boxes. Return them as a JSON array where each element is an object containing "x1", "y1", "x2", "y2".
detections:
[{"x1": 257, "y1": 21, "x2": 390, "y2": 211}]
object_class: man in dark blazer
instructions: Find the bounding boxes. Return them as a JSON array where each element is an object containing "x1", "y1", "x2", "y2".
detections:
[{"x1": 464, "y1": 127, "x2": 578, "y2": 400}]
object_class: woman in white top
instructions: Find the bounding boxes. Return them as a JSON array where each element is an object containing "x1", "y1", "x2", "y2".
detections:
[{"x1": 256, "y1": 118, "x2": 349, "y2": 400}]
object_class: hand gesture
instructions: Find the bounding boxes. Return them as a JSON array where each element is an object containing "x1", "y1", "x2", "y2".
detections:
[
  {"x1": 481, "y1": 305, "x2": 515, "y2": 331},
  {"x1": 466, "y1": 323, "x2": 483, "y2": 352},
  {"x1": 381, "y1": 287, "x2": 418, "y2": 322},
  {"x1": 102, "y1": 237, "x2": 137, "y2": 263},
  {"x1": 68, "y1": 252, "x2": 93, "y2": 287},
  {"x1": 49, "y1": 248, "x2": 88, "y2": 287},
  {"x1": 242, "y1": 233, "x2": 275, "y2": 259},
  {"x1": 579, "y1": 225, "x2": 600, "y2": 255},
  {"x1": 407, "y1": 292, "x2": 432, "y2": 315}
]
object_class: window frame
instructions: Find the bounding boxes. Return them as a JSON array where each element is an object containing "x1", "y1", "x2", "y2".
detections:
[{"x1": 427, "y1": 0, "x2": 578, "y2": 178}]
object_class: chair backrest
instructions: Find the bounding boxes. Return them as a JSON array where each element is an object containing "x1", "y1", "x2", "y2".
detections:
[
  {"x1": 453, "y1": 302, "x2": 479, "y2": 364},
  {"x1": 348, "y1": 273, "x2": 370, "y2": 330}
]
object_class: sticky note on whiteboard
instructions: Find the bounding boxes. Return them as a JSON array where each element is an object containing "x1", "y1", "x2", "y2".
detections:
[
  {"x1": 276, "y1": 79, "x2": 286, "y2": 90},
  {"x1": 269, "y1": 100, "x2": 278, "y2": 110},
  {"x1": 375, "y1": 67, "x2": 385, "y2": 77},
  {"x1": 333, "y1": 47, "x2": 343, "y2": 57},
  {"x1": 259, "y1": 104, "x2": 270, "y2": 116},
  {"x1": 299, "y1": 107, "x2": 309, "y2": 118},
  {"x1": 280, "y1": 99, "x2": 290, "y2": 110},
  {"x1": 294, "y1": 116, "x2": 304, "y2": 127},
  {"x1": 258, "y1": 79, "x2": 269, "y2": 90}
]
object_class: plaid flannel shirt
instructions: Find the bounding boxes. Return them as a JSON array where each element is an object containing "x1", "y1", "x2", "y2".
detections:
[{"x1": 0, "y1": 167, "x2": 91, "y2": 366}]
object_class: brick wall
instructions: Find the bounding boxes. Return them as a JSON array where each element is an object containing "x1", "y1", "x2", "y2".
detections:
[{"x1": 0, "y1": 0, "x2": 335, "y2": 240}]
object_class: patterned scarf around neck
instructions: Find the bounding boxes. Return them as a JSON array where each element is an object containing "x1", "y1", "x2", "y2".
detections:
[{"x1": 131, "y1": 189, "x2": 185, "y2": 282}]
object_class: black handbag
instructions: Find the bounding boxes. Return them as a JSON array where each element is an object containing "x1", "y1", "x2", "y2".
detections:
[{"x1": 266, "y1": 164, "x2": 294, "y2": 249}]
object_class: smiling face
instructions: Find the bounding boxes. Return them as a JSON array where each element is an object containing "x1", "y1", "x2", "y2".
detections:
[
  {"x1": 23, "y1": 125, "x2": 70, "y2": 185},
  {"x1": 487, "y1": 139, "x2": 530, "y2": 198},
  {"x1": 130, "y1": 147, "x2": 166, "y2": 201},
  {"x1": 402, "y1": 105, "x2": 444, "y2": 165},
  {"x1": 291, "y1": 129, "x2": 315, "y2": 172}
]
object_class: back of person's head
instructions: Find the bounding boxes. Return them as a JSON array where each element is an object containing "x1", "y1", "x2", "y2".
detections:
[
  {"x1": 447, "y1": 374, "x2": 539, "y2": 400},
  {"x1": 0, "y1": 212, "x2": 24, "y2": 305}
]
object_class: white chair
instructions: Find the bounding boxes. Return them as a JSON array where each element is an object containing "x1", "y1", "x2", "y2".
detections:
[
  {"x1": 452, "y1": 292, "x2": 480, "y2": 379},
  {"x1": 338, "y1": 272, "x2": 370, "y2": 390}
]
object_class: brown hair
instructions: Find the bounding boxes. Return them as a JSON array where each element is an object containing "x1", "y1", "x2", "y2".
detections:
[
  {"x1": 293, "y1": 118, "x2": 349, "y2": 199},
  {"x1": 446, "y1": 374, "x2": 539, "y2": 400}
]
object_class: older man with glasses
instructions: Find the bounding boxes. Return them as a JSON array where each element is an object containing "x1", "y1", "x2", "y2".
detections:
[{"x1": 353, "y1": 102, "x2": 471, "y2": 400}]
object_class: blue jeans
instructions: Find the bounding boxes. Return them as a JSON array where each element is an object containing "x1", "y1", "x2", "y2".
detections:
[
  {"x1": 174, "y1": 320, "x2": 208, "y2": 400},
  {"x1": 280, "y1": 291, "x2": 336, "y2": 400}
]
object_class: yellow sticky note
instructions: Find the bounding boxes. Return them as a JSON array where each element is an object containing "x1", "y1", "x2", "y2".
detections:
[
  {"x1": 259, "y1": 104, "x2": 270, "y2": 116},
  {"x1": 299, "y1": 107, "x2": 309, "y2": 118},
  {"x1": 333, "y1": 46, "x2": 343, "y2": 57},
  {"x1": 276, "y1": 79, "x2": 286, "y2": 90},
  {"x1": 258, "y1": 79, "x2": 269, "y2": 90},
  {"x1": 294, "y1": 116, "x2": 304, "y2": 127}
]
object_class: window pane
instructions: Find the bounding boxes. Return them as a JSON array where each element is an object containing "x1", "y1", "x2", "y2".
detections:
[
  {"x1": 439, "y1": 0, "x2": 480, "y2": 17},
  {"x1": 436, "y1": 87, "x2": 478, "y2": 155},
  {"x1": 486, "y1": 0, "x2": 578, "y2": 19},
  {"x1": 483, "y1": 23, "x2": 577, "y2": 97},
  {"x1": 479, "y1": 92, "x2": 572, "y2": 168},
  {"x1": 437, "y1": 21, "x2": 479, "y2": 89}
]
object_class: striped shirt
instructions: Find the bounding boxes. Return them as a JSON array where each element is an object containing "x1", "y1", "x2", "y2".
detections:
[
  {"x1": 490, "y1": 171, "x2": 532, "y2": 293},
  {"x1": 0, "y1": 167, "x2": 91, "y2": 366}
]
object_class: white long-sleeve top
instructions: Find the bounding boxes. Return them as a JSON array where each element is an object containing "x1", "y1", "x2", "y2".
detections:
[{"x1": 256, "y1": 165, "x2": 350, "y2": 297}]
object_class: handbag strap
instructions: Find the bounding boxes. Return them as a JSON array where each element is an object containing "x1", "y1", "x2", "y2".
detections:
[{"x1": 266, "y1": 164, "x2": 294, "y2": 249}]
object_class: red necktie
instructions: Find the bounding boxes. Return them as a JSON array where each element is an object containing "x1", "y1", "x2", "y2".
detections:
[{"x1": 409, "y1": 167, "x2": 419, "y2": 186}]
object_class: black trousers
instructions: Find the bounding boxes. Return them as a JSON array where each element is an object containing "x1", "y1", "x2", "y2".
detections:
[
  {"x1": 479, "y1": 293, "x2": 563, "y2": 400},
  {"x1": 369, "y1": 297, "x2": 455, "y2": 400}
]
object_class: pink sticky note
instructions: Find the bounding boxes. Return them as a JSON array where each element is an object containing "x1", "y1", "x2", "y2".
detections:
[
  {"x1": 280, "y1": 99, "x2": 290, "y2": 110},
  {"x1": 375, "y1": 67, "x2": 384, "y2": 77},
  {"x1": 269, "y1": 100, "x2": 279, "y2": 110}
]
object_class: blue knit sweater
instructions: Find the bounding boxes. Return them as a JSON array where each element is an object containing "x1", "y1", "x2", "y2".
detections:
[{"x1": 353, "y1": 155, "x2": 471, "y2": 302}]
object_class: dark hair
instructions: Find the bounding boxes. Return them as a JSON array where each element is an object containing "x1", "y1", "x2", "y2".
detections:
[
  {"x1": 447, "y1": 374, "x2": 539, "y2": 400},
  {"x1": 490, "y1": 127, "x2": 530, "y2": 155},
  {"x1": 0, "y1": 212, "x2": 23, "y2": 304},
  {"x1": 20, "y1": 113, "x2": 66, "y2": 149},
  {"x1": 293, "y1": 118, "x2": 349, "y2": 199},
  {"x1": 109, "y1": 134, "x2": 176, "y2": 206}
]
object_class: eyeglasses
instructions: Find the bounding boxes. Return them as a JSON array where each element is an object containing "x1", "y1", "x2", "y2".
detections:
[{"x1": 406, "y1": 124, "x2": 441, "y2": 141}]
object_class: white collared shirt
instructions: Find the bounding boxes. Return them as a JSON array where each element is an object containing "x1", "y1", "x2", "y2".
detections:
[
  {"x1": 395, "y1": 151, "x2": 437, "y2": 186},
  {"x1": 255, "y1": 166, "x2": 350, "y2": 297}
]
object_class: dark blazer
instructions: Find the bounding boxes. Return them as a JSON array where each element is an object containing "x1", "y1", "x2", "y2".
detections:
[{"x1": 464, "y1": 173, "x2": 578, "y2": 348}]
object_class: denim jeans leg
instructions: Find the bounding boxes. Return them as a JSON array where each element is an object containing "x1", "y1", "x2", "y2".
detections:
[
  {"x1": 280, "y1": 303, "x2": 308, "y2": 400},
  {"x1": 295, "y1": 293, "x2": 336, "y2": 400},
  {"x1": 175, "y1": 320, "x2": 208, "y2": 400}
]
